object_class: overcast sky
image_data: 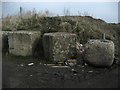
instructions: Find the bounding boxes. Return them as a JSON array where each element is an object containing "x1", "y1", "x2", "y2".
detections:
[{"x1": 1, "y1": 1, "x2": 119, "y2": 23}]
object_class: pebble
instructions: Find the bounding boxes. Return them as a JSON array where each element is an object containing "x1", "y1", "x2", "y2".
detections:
[
  {"x1": 30, "y1": 75, "x2": 33, "y2": 77},
  {"x1": 82, "y1": 70, "x2": 84, "y2": 72},
  {"x1": 85, "y1": 63, "x2": 88, "y2": 66},
  {"x1": 88, "y1": 71, "x2": 93, "y2": 73},
  {"x1": 20, "y1": 64, "x2": 24, "y2": 67},
  {"x1": 28, "y1": 63, "x2": 34, "y2": 66}
]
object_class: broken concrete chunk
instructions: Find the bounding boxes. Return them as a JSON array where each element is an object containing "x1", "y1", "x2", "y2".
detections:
[
  {"x1": 43, "y1": 32, "x2": 77, "y2": 62},
  {"x1": 83, "y1": 39, "x2": 115, "y2": 67},
  {"x1": 8, "y1": 31, "x2": 41, "y2": 56}
]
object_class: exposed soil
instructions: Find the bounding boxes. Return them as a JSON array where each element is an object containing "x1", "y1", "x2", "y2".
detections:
[{"x1": 2, "y1": 55, "x2": 120, "y2": 88}]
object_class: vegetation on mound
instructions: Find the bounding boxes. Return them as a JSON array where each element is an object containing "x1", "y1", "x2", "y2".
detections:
[{"x1": 2, "y1": 11, "x2": 120, "y2": 56}]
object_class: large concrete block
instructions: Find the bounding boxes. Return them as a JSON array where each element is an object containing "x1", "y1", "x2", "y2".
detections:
[
  {"x1": 43, "y1": 32, "x2": 77, "y2": 62},
  {"x1": 8, "y1": 31, "x2": 41, "y2": 56},
  {"x1": 83, "y1": 39, "x2": 115, "y2": 67},
  {"x1": 1, "y1": 31, "x2": 10, "y2": 54}
]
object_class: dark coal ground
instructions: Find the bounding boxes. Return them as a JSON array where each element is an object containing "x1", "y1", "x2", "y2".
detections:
[{"x1": 2, "y1": 55, "x2": 120, "y2": 88}]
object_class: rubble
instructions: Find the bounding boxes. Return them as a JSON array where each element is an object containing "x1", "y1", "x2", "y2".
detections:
[
  {"x1": 71, "y1": 69, "x2": 77, "y2": 74},
  {"x1": 28, "y1": 63, "x2": 34, "y2": 66},
  {"x1": 65, "y1": 59, "x2": 77, "y2": 66},
  {"x1": 88, "y1": 71, "x2": 93, "y2": 73},
  {"x1": 20, "y1": 64, "x2": 24, "y2": 67},
  {"x1": 51, "y1": 66, "x2": 70, "y2": 68}
]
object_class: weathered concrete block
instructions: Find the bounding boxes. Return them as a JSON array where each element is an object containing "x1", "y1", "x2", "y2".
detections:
[
  {"x1": 8, "y1": 31, "x2": 41, "y2": 56},
  {"x1": 43, "y1": 32, "x2": 77, "y2": 62},
  {"x1": 1, "y1": 31, "x2": 10, "y2": 54},
  {"x1": 83, "y1": 39, "x2": 115, "y2": 67}
]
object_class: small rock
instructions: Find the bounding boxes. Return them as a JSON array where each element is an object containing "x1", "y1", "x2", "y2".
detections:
[
  {"x1": 82, "y1": 65, "x2": 84, "y2": 68},
  {"x1": 74, "y1": 74, "x2": 77, "y2": 75},
  {"x1": 17, "y1": 65, "x2": 20, "y2": 67},
  {"x1": 20, "y1": 64, "x2": 24, "y2": 67},
  {"x1": 82, "y1": 70, "x2": 84, "y2": 72},
  {"x1": 88, "y1": 71, "x2": 93, "y2": 73},
  {"x1": 30, "y1": 75, "x2": 33, "y2": 76},
  {"x1": 51, "y1": 66, "x2": 69, "y2": 68},
  {"x1": 84, "y1": 63, "x2": 88, "y2": 66},
  {"x1": 65, "y1": 59, "x2": 77, "y2": 66},
  {"x1": 72, "y1": 69, "x2": 77, "y2": 74},
  {"x1": 28, "y1": 63, "x2": 34, "y2": 66},
  {"x1": 46, "y1": 64, "x2": 55, "y2": 66},
  {"x1": 58, "y1": 62, "x2": 64, "y2": 66}
]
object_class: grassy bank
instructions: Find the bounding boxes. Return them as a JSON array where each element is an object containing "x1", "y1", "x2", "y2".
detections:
[{"x1": 2, "y1": 12, "x2": 120, "y2": 56}]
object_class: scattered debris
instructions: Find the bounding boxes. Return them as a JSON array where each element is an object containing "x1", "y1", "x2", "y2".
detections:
[
  {"x1": 58, "y1": 62, "x2": 64, "y2": 66},
  {"x1": 76, "y1": 42, "x2": 84, "y2": 53},
  {"x1": 71, "y1": 69, "x2": 75, "y2": 71},
  {"x1": 46, "y1": 64, "x2": 55, "y2": 66},
  {"x1": 82, "y1": 65, "x2": 84, "y2": 68},
  {"x1": 74, "y1": 74, "x2": 77, "y2": 76},
  {"x1": 84, "y1": 63, "x2": 88, "y2": 66},
  {"x1": 28, "y1": 63, "x2": 34, "y2": 66},
  {"x1": 44, "y1": 64, "x2": 47, "y2": 66},
  {"x1": 51, "y1": 66, "x2": 70, "y2": 68},
  {"x1": 17, "y1": 65, "x2": 20, "y2": 67},
  {"x1": 65, "y1": 59, "x2": 77, "y2": 66},
  {"x1": 30, "y1": 75, "x2": 33, "y2": 77},
  {"x1": 72, "y1": 69, "x2": 77, "y2": 74},
  {"x1": 82, "y1": 70, "x2": 84, "y2": 72},
  {"x1": 88, "y1": 71, "x2": 93, "y2": 73},
  {"x1": 20, "y1": 64, "x2": 24, "y2": 67},
  {"x1": 77, "y1": 65, "x2": 81, "y2": 66}
]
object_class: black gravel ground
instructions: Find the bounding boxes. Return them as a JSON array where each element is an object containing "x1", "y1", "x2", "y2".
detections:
[{"x1": 2, "y1": 55, "x2": 120, "y2": 88}]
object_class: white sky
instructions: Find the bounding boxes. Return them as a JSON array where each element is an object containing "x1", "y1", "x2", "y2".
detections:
[
  {"x1": 1, "y1": 0, "x2": 120, "y2": 2},
  {"x1": 1, "y1": 0, "x2": 119, "y2": 23}
]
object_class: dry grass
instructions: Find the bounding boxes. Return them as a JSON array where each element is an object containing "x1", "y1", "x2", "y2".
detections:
[{"x1": 2, "y1": 11, "x2": 120, "y2": 56}]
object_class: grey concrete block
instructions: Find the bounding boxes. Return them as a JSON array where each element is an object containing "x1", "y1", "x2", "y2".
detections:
[
  {"x1": 8, "y1": 31, "x2": 41, "y2": 56},
  {"x1": 84, "y1": 39, "x2": 115, "y2": 67},
  {"x1": 43, "y1": 32, "x2": 77, "y2": 62}
]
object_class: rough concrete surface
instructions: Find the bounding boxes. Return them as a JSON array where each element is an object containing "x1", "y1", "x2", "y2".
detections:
[
  {"x1": 84, "y1": 39, "x2": 115, "y2": 67},
  {"x1": 43, "y1": 32, "x2": 77, "y2": 62},
  {"x1": 8, "y1": 31, "x2": 41, "y2": 56}
]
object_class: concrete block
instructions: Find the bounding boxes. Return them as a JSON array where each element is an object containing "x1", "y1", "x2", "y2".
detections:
[
  {"x1": 43, "y1": 32, "x2": 76, "y2": 62},
  {"x1": 84, "y1": 39, "x2": 115, "y2": 67},
  {"x1": 8, "y1": 31, "x2": 41, "y2": 56}
]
